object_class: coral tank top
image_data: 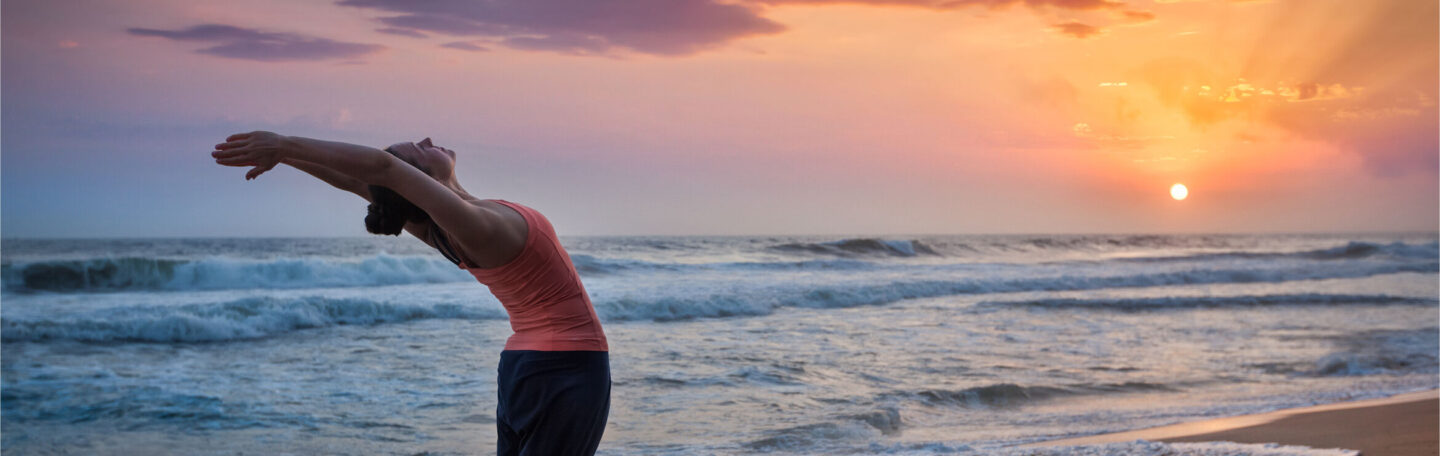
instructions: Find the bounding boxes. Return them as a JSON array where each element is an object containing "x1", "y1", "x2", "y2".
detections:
[{"x1": 453, "y1": 200, "x2": 608, "y2": 352}]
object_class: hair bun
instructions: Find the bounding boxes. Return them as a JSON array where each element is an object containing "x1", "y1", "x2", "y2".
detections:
[
  {"x1": 365, "y1": 202, "x2": 406, "y2": 235},
  {"x1": 364, "y1": 185, "x2": 429, "y2": 236}
]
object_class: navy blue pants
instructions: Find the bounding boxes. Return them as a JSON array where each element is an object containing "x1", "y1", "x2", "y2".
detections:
[{"x1": 496, "y1": 350, "x2": 611, "y2": 456}]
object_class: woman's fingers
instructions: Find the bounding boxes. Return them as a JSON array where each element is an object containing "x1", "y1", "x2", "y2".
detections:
[
  {"x1": 215, "y1": 155, "x2": 257, "y2": 166},
  {"x1": 211, "y1": 148, "x2": 247, "y2": 159},
  {"x1": 245, "y1": 162, "x2": 276, "y2": 180},
  {"x1": 212, "y1": 133, "x2": 267, "y2": 175},
  {"x1": 214, "y1": 132, "x2": 274, "y2": 175},
  {"x1": 213, "y1": 150, "x2": 250, "y2": 162},
  {"x1": 214, "y1": 140, "x2": 247, "y2": 150}
]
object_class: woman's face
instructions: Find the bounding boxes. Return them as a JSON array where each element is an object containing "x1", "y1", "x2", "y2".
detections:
[{"x1": 392, "y1": 138, "x2": 456, "y2": 181}]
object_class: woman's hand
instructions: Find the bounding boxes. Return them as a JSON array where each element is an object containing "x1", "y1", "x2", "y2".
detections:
[{"x1": 212, "y1": 131, "x2": 289, "y2": 180}]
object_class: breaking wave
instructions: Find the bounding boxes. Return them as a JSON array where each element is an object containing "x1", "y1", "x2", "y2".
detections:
[
  {"x1": 1, "y1": 296, "x2": 505, "y2": 343},
  {"x1": 1, "y1": 255, "x2": 473, "y2": 293}
]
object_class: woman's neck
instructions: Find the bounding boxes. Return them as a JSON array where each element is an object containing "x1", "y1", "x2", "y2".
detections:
[{"x1": 443, "y1": 177, "x2": 478, "y2": 202}]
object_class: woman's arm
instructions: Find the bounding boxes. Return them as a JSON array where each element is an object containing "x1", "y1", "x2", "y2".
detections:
[
  {"x1": 215, "y1": 133, "x2": 392, "y2": 183},
  {"x1": 282, "y1": 157, "x2": 371, "y2": 201},
  {"x1": 212, "y1": 131, "x2": 498, "y2": 245}
]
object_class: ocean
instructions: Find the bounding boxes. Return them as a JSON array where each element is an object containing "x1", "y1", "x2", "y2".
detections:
[{"x1": 2, "y1": 234, "x2": 1437, "y2": 455}]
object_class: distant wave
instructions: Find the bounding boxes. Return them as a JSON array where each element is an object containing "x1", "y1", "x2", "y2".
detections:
[
  {"x1": 1, "y1": 254, "x2": 473, "y2": 293},
  {"x1": 923, "y1": 234, "x2": 1247, "y2": 256},
  {"x1": 597, "y1": 262, "x2": 1438, "y2": 321},
  {"x1": 1019, "y1": 234, "x2": 1229, "y2": 250},
  {"x1": 770, "y1": 238, "x2": 939, "y2": 258},
  {"x1": 567, "y1": 254, "x2": 684, "y2": 276},
  {"x1": 1119, "y1": 241, "x2": 1439, "y2": 264},
  {"x1": 573, "y1": 254, "x2": 883, "y2": 275},
  {"x1": 567, "y1": 240, "x2": 1437, "y2": 276},
  {"x1": 1, "y1": 296, "x2": 505, "y2": 343},
  {"x1": 1308, "y1": 241, "x2": 1439, "y2": 259},
  {"x1": 980, "y1": 294, "x2": 1439, "y2": 311}
]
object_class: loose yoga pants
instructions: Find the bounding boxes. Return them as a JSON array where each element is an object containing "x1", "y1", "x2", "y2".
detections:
[{"x1": 496, "y1": 350, "x2": 611, "y2": 456}]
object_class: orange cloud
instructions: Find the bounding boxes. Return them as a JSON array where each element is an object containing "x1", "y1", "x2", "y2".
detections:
[
  {"x1": 1053, "y1": 22, "x2": 1102, "y2": 38},
  {"x1": 1119, "y1": 10, "x2": 1155, "y2": 22}
]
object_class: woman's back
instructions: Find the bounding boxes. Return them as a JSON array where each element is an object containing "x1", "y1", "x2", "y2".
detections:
[{"x1": 457, "y1": 199, "x2": 608, "y2": 352}]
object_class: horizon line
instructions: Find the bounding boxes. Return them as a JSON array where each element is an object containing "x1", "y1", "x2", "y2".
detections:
[{"x1": 3, "y1": 230, "x2": 1438, "y2": 241}]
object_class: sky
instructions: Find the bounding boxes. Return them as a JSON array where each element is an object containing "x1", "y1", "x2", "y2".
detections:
[{"x1": 2, "y1": 0, "x2": 1436, "y2": 237}]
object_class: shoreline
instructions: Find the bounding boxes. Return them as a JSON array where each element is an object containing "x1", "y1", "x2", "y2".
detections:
[{"x1": 1026, "y1": 389, "x2": 1439, "y2": 455}]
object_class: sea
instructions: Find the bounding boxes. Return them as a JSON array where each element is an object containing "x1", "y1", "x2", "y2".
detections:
[{"x1": 2, "y1": 233, "x2": 1437, "y2": 455}]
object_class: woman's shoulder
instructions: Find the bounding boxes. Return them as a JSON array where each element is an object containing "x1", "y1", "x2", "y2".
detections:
[
  {"x1": 465, "y1": 200, "x2": 530, "y2": 266},
  {"x1": 478, "y1": 199, "x2": 547, "y2": 225}
]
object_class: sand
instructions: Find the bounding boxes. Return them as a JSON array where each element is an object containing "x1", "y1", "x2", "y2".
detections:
[{"x1": 1030, "y1": 390, "x2": 1438, "y2": 455}]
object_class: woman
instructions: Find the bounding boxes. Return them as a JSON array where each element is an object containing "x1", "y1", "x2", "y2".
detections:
[{"x1": 212, "y1": 131, "x2": 610, "y2": 455}]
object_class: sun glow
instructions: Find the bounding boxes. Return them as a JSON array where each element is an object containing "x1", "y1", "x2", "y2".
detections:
[{"x1": 1170, "y1": 183, "x2": 1189, "y2": 201}]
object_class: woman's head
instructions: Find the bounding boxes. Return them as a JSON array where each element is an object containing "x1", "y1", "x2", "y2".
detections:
[
  {"x1": 387, "y1": 137, "x2": 456, "y2": 182},
  {"x1": 364, "y1": 138, "x2": 455, "y2": 235}
]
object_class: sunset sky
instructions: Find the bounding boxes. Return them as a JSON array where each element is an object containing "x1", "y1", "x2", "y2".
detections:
[{"x1": 2, "y1": 0, "x2": 1436, "y2": 237}]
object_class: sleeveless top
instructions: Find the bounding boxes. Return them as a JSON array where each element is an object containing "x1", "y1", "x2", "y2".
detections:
[{"x1": 430, "y1": 199, "x2": 608, "y2": 352}]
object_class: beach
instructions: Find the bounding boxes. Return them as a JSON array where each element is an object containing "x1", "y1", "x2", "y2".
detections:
[{"x1": 1030, "y1": 389, "x2": 1438, "y2": 455}]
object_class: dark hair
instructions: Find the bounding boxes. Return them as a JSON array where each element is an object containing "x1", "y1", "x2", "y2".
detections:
[{"x1": 364, "y1": 148, "x2": 430, "y2": 236}]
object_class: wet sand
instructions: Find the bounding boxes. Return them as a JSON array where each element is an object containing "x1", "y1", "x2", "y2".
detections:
[{"x1": 1031, "y1": 390, "x2": 1438, "y2": 455}]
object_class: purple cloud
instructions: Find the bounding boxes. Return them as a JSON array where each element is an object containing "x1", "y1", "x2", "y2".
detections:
[
  {"x1": 439, "y1": 41, "x2": 490, "y2": 52},
  {"x1": 339, "y1": 0, "x2": 1138, "y2": 57},
  {"x1": 336, "y1": 0, "x2": 786, "y2": 56},
  {"x1": 128, "y1": 24, "x2": 385, "y2": 62},
  {"x1": 377, "y1": 27, "x2": 429, "y2": 38}
]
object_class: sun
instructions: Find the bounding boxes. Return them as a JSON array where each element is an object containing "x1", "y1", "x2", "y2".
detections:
[{"x1": 1170, "y1": 183, "x2": 1189, "y2": 201}]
